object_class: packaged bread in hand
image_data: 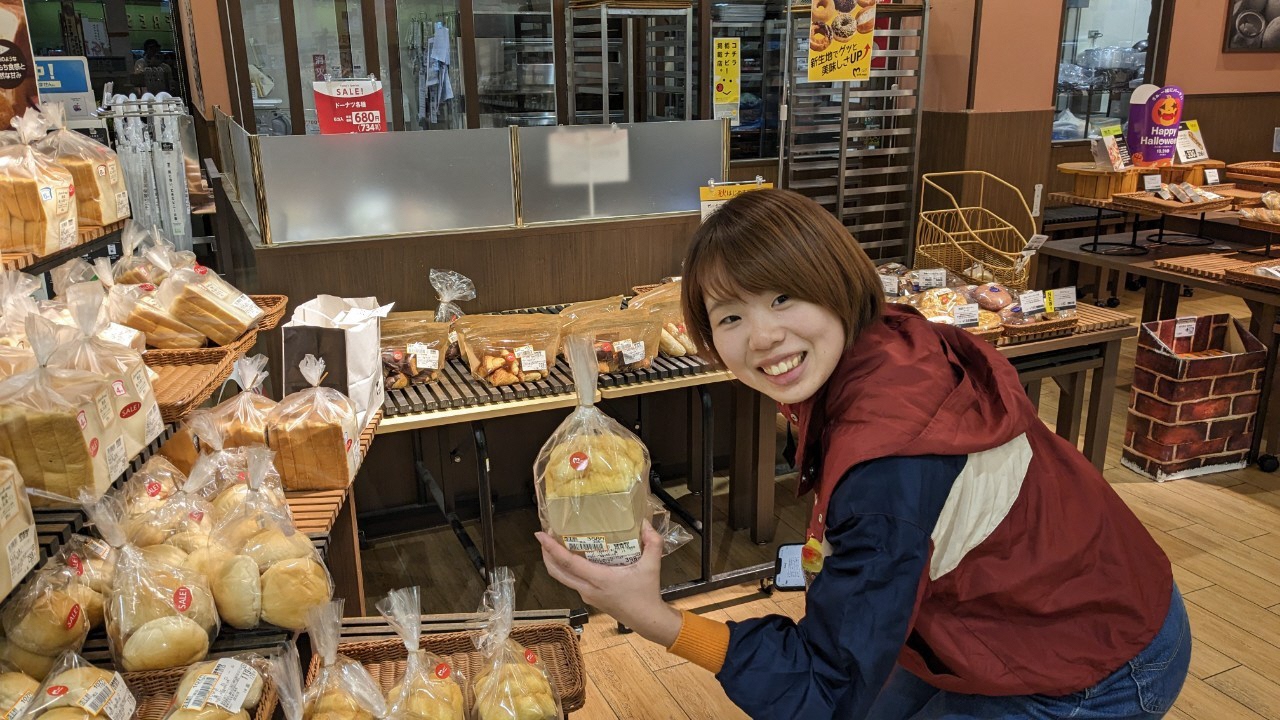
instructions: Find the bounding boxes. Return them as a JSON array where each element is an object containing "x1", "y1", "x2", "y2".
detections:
[
  {"x1": 535, "y1": 336, "x2": 650, "y2": 566},
  {"x1": 454, "y1": 315, "x2": 559, "y2": 388},
  {"x1": 0, "y1": 565, "x2": 90, "y2": 679},
  {"x1": 48, "y1": 282, "x2": 163, "y2": 457},
  {"x1": 0, "y1": 315, "x2": 129, "y2": 506},
  {"x1": 472, "y1": 568, "x2": 559, "y2": 720},
  {"x1": 150, "y1": 250, "x2": 262, "y2": 346},
  {"x1": 160, "y1": 652, "x2": 270, "y2": 720},
  {"x1": 626, "y1": 282, "x2": 697, "y2": 357},
  {"x1": 34, "y1": 103, "x2": 129, "y2": 227},
  {"x1": 23, "y1": 651, "x2": 137, "y2": 720},
  {"x1": 561, "y1": 312, "x2": 660, "y2": 375},
  {"x1": 0, "y1": 109, "x2": 76, "y2": 256},
  {"x1": 266, "y1": 355, "x2": 361, "y2": 491},
  {"x1": 200, "y1": 355, "x2": 277, "y2": 448},
  {"x1": 376, "y1": 587, "x2": 464, "y2": 720},
  {"x1": 301, "y1": 601, "x2": 387, "y2": 720},
  {"x1": 381, "y1": 319, "x2": 450, "y2": 389},
  {"x1": 48, "y1": 534, "x2": 117, "y2": 630}
]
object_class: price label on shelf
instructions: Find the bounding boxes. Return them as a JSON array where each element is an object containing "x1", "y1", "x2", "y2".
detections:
[
  {"x1": 1143, "y1": 174, "x2": 1163, "y2": 192},
  {"x1": 1174, "y1": 317, "x2": 1197, "y2": 339},
  {"x1": 918, "y1": 269, "x2": 947, "y2": 289},
  {"x1": 1046, "y1": 287, "x2": 1077, "y2": 312},
  {"x1": 879, "y1": 274, "x2": 900, "y2": 297},
  {"x1": 1021, "y1": 234, "x2": 1049, "y2": 256},
  {"x1": 952, "y1": 304, "x2": 980, "y2": 329},
  {"x1": 1019, "y1": 290, "x2": 1047, "y2": 315},
  {"x1": 1205, "y1": 168, "x2": 1221, "y2": 185}
]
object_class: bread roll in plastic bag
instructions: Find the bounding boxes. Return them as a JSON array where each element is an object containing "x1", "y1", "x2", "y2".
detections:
[
  {"x1": 558, "y1": 296, "x2": 623, "y2": 324},
  {"x1": 302, "y1": 600, "x2": 386, "y2": 720},
  {"x1": 472, "y1": 568, "x2": 559, "y2": 720},
  {"x1": 48, "y1": 282, "x2": 163, "y2": 457},
  {"x1": 23, "y1": 651, "x2": 137, "y2": 720},
  {"x1": 0, "y1": 315, "x2": 128, "y2": 506},
  {"x1": 100, "y1": 267, "x2": 206, "y2": 350},
  {"x1": 186, "y1": 415, "x2": 285, "y2": 521},
  {"x1": 431, "y1": 269, "x2": 475, "y2": 324},
  {"x1": 112, "y1": 224, "x2": 168, "y2": 286},
  {"x1": 381, "y1": 320, "x2": 450, "y2": 389},
  {"x1": 119, "y1": 455, "x2": 185, "y2": 519},
  {"x1": 0, "y1": 109, "x2": 77, "y2": 256},
  {"x1": 376, "y1": 587, "x2": 464, "y2": 720},
  {"x1": 626, "y1": 282, "x2": 697, "y2": 357},
  {"x1": 160, "y1": 651, "x2": 270, "y2": 720},
  {"x1": 560, "y1": 312, "x2": 660, "y2": 375},
  {"x1": 150, "y1": 250, "x2": 261, "y2": 346},
  {"x1": 534, "y1": 336, "x2": 650, "y2": 566},
  {"x1": 454, "y1": 315, "x2": 559, "y2": 388},
  {"x1": 34, "y1": 103, "x2": 130, "y2": 228},
  {"x1": 266, "y1": 355, "x2": 360, "y2": 492},
  {"x1": 48, "y1": 534, "x2": 116, "y2": 629},
  {"x1": 0, "y1": 565, "x2": 90, "y2": 679},
  {"x1": 0, "y1": 661, "x2": 38, "y2": 719},
  {"x1": 202, "y1": 355, "x2": 276, "y2": 448}
]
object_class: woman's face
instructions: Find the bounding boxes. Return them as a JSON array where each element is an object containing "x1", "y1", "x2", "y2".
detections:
[{"x1": 707, "y1": 289, "x2": 846, "y2": 405}]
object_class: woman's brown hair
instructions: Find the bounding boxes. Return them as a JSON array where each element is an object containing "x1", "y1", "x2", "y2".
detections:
[{"x1": 681, "y1": 189, "x2": 884, "y2": 361}]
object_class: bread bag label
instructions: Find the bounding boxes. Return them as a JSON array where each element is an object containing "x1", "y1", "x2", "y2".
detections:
[
  {"x1": 59, "y1": 219, "x2": 77, "y2": 249},
  {"x1": 562, "y1": 535, "x2": 607, "y2": 553},
  {"x1": 408, "y1": 343, "x2": 440, "y2": 370},
  {"x1": 115, "y1": 192, "x2": 128, "y2": 219},
  {"x1": 104, "y1": 437, "x2": 128, "y2": 478},
  {"x1": 434, "y1": 663, "x2": 451, "y2": 680},
  {"x1": 182, "y1": 659, "x2": 257, "y2": 712},
  {"x1": 107, "y1": 162, "x2": 120, "y2": 185},
  {"x1": 576, "y1": 537, "x2": 641, "y2": 567},
  {"x1": 2, "y1": 691, "x2": 33, "y2": 720},
  {"x1": 173, "y1": 586, "x2": 193, "y2": 612},
  {"x1": 515, "y1": 345, "x2": 547, "y2": 373},
  {"x1": 84, "y1": 537, "x2": 111, "y2": 558},
  {"x1": 56, "y1": 187, "x2": 71, "y2": 214},
  {"x1": 143, "y1": 404, "x2": 163, "y2": 444},
  {"x1": 0, "y1": 480, "x2": 18, "y2": 526},
  {"x1": 94, "y1": 392, "x2": 113, "y2": 427},
  {"x1": 131, "y1": 367, "x2": 151, "y2": 398},
  {"x1": 4, "y1": 527, "x2": 36, "y2": 582},
  {"x1": 76, "y1": 674, "x2": 135, "y2": 720},
  {"x1": 231, "y1": 293, "x2": 259, "y2": 317},
  {"x1": 616, "y1": 340, "x2": 645, "y2": 366}
]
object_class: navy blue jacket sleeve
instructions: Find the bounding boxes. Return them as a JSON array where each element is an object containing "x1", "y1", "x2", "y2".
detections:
[{"x1": 714, "y1": 454, "x2": 962, "y2": 719}]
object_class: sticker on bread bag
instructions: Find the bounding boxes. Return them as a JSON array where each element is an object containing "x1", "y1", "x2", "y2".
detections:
[
  {"x1": 59, "y1": 219, "x2": 76, "y2": 249},
  {"x1": 0, "y1": 481, "x2": 19, "y2": 525},
  {"x1": 3, "y1": 690, "x2": 32, "y2": 720},
  {"x1": 105, "y1": 437, "x2": 128, "y2": 478},
  {"x1": 5, "y1": 528, "x2": 36, "y2": 586}
]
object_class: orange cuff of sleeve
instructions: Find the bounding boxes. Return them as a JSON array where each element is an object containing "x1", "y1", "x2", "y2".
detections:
[{"x1": 666, "y1": 610, "x2": 730, "y2": 674}]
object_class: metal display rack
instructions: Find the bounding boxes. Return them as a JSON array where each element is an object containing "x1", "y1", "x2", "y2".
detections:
[
  {"x1": 778, "y1": 0, "x2": 928, "y2": 263},
  {"x1": 713, "y1": 11, "x2": 787, "y2": 160}
]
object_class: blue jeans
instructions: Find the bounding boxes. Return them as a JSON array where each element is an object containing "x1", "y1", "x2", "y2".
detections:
[{"x1": 867, "y1": 586, "x2": 1191, "y2": 719}]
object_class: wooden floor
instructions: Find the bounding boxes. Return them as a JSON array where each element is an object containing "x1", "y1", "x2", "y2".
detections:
[{"x1": 363, "y1": 286, "x2": 1280, "y2": 719}]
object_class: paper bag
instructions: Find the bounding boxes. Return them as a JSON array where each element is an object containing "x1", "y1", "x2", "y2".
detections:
[{"x1": 281, "y1": 296, "x2": 393, "y2": 427}]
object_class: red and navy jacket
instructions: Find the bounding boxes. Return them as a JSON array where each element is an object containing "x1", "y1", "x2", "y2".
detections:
[{"x1": 711, "y1": 304, "x2": 1173, "y2": 718}]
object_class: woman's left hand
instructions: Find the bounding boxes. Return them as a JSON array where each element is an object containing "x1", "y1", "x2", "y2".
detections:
[{"x1": 537, "y1": 523, "x2": 683, "y2": 647}]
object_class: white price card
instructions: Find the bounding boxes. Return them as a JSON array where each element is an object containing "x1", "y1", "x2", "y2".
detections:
[
  {"x1": 918, "y1": 269, "x2": 947, "y2": 289},
  {"x1": 617, "y1": 340, "x2": 646, "y2": 365},
  {"x1": 1143, "y1": 174, "x2": 1163, "y2": 192},
  {"x1": 1204, "y1": 168, "x2": 1220, "y2": 185},
  {"x1": 952, "y1": 304, "x2": 980, "y2": 329},
  {"x1": 407, "y1": 343, "x2": 441, "y2": 370},
  {"x1": 879, "y1": 274, "x2": 900, "y2": 297},
  {"x1": 1018, "y1": 290, "x2": 1047, "y2": 314},
  {"x1": 1174, "y1": 317, "x2": 1197, "y2": 339},
  {"x1": 515, "y1": 346, "x2": 547, "y2": 373},
  {"x1": 1022, "y1": 234, "x2": 1049, "y2": 256},
  {"x1": 1046, "y1": 287, "x2": 1077, "y2": 312}
]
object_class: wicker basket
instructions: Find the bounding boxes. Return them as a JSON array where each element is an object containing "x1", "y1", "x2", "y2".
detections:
[
  {"x1": 1158, "y1": 160, "x2": 1226, "y2": 186},
  {"x1": 997, "y1": 316, "x2": 1079, "y2": 345},
  {"x1": 123, "y1": 664, "x2": 278, "y2": 720},
  {"x1": 144, "y1": 348, "x2": 236, "y2": 422},
  {"x1": 251, "y1": 295, "x2": 288, "y2": 331},
  {"x1": 306, "y1": 624, "x2": 586, "y2": 714},
  {"x1": 967, "y1": 327, "x2": 1003, "y2": 344},
  {"x1": 1227, "y1": 161, "x2": 1280, "y2": 180},
  {"x1": 914, "y1": 171, "x2": 1035, "y2": 292},
  {"x1": 1109, "y1": 192, "x2": 1233, "y2": 216},
  {"x1": 1056, "y1": 162, "x2": 1142, "y2": 200},
  {"x1": 223, "y1": 325, "x2": 260, "y2": 355},
  {"x1": 1223, "y1": 261, "x2": 1280, "y2": 292}
]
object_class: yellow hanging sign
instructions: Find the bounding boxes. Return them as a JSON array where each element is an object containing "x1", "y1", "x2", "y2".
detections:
[
  {"x1": 713, "y1": 37, "x2": 741, "y2": 126},
  {"x1": 700, "y1": 181, "x2": 773, "y2": 220},
  {"x1": 807, "y1": 0, "x2": 876, "y2": 82}
]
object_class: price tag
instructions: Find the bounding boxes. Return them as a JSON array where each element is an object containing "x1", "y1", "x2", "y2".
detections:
[
  {"x1": 515, "y1": 346, "x2": 547, "y2": 373},
  {"x1": 918, "y1": 269, "x2": 947, "y2": 289},
  {"x1": 1143, "y1": 174, "x2": 1163, "y2": 192},
  {"x1": 1174, "y1": 317, "x2": 1197, "y2": 339},
  {"x1": 1022, "y1": 234, "x2": 1049, "y2": 256},
  {"x1": 407, "y1": 343, "x2": 440, "y2": 370},
  {"x1": 617, "y1": 340, "x2": 646, "y2": 365},
  {"x1": 1204, "y1": 168, "x2": 1220, "y2": 185},
  {"x1": 1046, "y1": 287, "x2": 1077, "y2": 312},
  {"x1": 1018, "y1": 290, "x2": 1047, "y2": 315},
  {"x1": 879, "y1": 274, "x2": 900, "y2": 297},
  {"x1": 952, "y1": 304, "x2": 980, "y2": 329}
]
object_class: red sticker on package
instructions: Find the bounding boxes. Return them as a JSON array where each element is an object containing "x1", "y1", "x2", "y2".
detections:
[
  {"x1": 89, "y1": 439, "x2": 99, "y2": 457},
  {"x1": 68, "y1": 553, "x2": 83, "y2": 575},
  {"x1": 569, "y1": 452, "x2": 589, "y2": 471},
  {"x1": 524, "y1": 649, "x2": 538, "y2": 664},
  {"x1": 188, "y1": 511, "x2": 204, "y2": 522},
  {"x1": 77, "y1": 411, "x2": 88, "y2": 430},
  {"x1": 46, "y1": 687, "x2": 68, "y2": 698},
  {"x1": 434, "y1": 663, "x2": 451, "y2": 680},
  {"x1": 64, "y1": 604, "x2": 81, "y2": 629},
  {"x1": 174, "y1": 587, "x2": 192, "y2": 612},
  {"x1": 112, "y1": 380, "x2": 127, "y2": 397},
  {"x1": 119, "y1": 402, "x2": 141, "y2": 419},
  {"x1": 145, "y1": 481, "x2": 162, "y2": 497},
  {"x1": 194, "y1": 266, "x2": 208, "y2": 275},
  {"x1": 140, "y1": 283, "x2": 156, "y2": 292}
]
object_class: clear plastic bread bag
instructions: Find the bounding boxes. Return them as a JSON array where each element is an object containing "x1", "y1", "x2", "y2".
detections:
[
  {"x1": 149, "y1": 249, "x2": 262, "y2": 346},
  {"x1": 268, "y1": 643, "x2": 303, "y2": 720},
  {"x1": 431, "y1": 269, "x2": 475, "y2": 324},
  {"x1": 186, "y1": 413, "x2": 284, "y2": 522},
  {"x1": 303, "y1": 600, "x2": 387, "y2": 720},
  {"x1": 160, "y1": 651, "x2": 270, "y2": 720},
  {"x1": 534, "y1": 335, "x2": 651, "y2": 566},
  {"x1": 0, "y1": 315, "x2": 128, "y2": 507},
  {"x1": 453, "y1": 315, "x2": 560, "y2": 388},
  {"x1": 0, "y1": 270, "x2": 42, "y2": 346},
  {"x1": 560, "y1": 312, "x2": 661, "y2": 375},
  {"x1": 34, "y1": 103, "x2": 130, "y2": 227},
  {"x1": 23, "y1": 651, "x2": 137, "y2": 720},
  {"x1": 100, "y1": 257, "x2": 207, "y2": 350},
  {"x1": 48, "y1": 282, "x2": 163, "y2": 457},
  {"x1": 119, "y1": 455, "x2": 186, "y2": 519},
  {"x1": 47, "y1": 534, "x2": 117, "y2": 630},
  {"x1": 83, "y1": 493, "x2": 217, "y2": 672},
  {"x1": 381, "y1": 321, "x2": 450, "y2": 389},
  {"x1": 0, "y1": 564, "x2": 91, "y2": 679},
  {"x1": 0, "y1": 457, "x2": 38, "y2": 601},
  {"x1": 376, "y1": 587, "x2": 464, "y2": 720},
  {"x1": 0, "y1": 657, "x2": 39, "y2": 718},
  {"x1": 559, "y1": 296, "x2": 623, "y2": 324},
  {"x1": 121, "y1": 457, "x2": 217, "y2": 553},
  {"x1": 626, "y1": 282, "x2": 697, "y2": 357},
  {"x1": 265, "y1": 355, "x2": 361, "y2": 492},
  {"x1": 204, "y1": 355, "x2": 277, "y2": 448},
  {"x1": 472, "y1": 568, "x2": 559, "y2": 720},
  {"x1": 211, "y1": 447, "x2": 330, "y2": 631},
  {"x1": 0, "y1": 108, "x2": 76, "y2": 256},
  {"x1": 113, "y1": 223, "x2": 168, "y2": 286},
  {"x1": 50, "y1": 259, "x2": 96, "y2": 299}
]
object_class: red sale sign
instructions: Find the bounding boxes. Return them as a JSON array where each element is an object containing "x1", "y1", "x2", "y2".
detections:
[{"x1": 313, "y1": 79, "x2": 387, "y2": 135}]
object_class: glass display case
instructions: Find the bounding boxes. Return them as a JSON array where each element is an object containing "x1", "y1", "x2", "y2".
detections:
[
  {"x1": 474, "y1": 0, "x2": 558, "y2": 128},
  {"x1": 1053, "y1": 0, "x2": 1158, "y2": 141},
  {"x1": 242, "y1": 0, "x2": 295, "y2": 135}
]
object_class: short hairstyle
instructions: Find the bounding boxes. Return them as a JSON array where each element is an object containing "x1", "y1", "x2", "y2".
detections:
[
  {"x1": 680, "y1": 189, "x2": 884, "y2": 362},
  {"x1": 143, "y1": 39, "x2": 161, "y2": 51}
]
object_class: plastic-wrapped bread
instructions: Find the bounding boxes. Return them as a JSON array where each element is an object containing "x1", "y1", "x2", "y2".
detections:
[
  {"x1": 472, "y1": 569, "x2": 559, "y2": 720},
  {"x1": 99, "y1": 254, "x2": 206, "y2": 350},
  {"x1": 150, "y1": 250, "x2": 262, "y2": 346},
  {"x1": 301, "y1": 601, "x2": 386, "y2": 720},
  {"x1": 48, "y1": 534, "x2": 116, "y2": 627},
  {"x1": 0, "y1": 109, "x2": 77, "y2": 256},
  {"x1": 160, "y1": 653, "x2": 268, "y2": 720},
  {"x1": 120, "y1": 455, "x2": 185, "y2": 519},
  {"x1": 0, "y1": 565, "x2": 91, "y2": 677},
  {"x1": 201, "y1": 355, "x2": 276, "y2": 448},
  {"x1": 377, "y1": 587, "x2": 464, "y2": 720},
  {"x1": 0, "y1": 457, "x2": 37, "y2": 602},
  {"x1": 560, "y1": 312, "x2": 661, "y2": 375},
  {"x1": 266, "y1": 356, "x2": 360, "y2": 491},
  {"x1": 34, "y1": 103, "x2": 130, "y2": 227},
  {"x1": 23, "y1": 652, "x2": 136, "y2": 720},
  {"x1": 0, "y1": 665, "x2": 38, "y2": 719},
  {"x1": 122, "y1": 455, "x2": 217, "y2": 550},
  {"x1": 0, "y1": 316, "x2": 128, "y2": 506},
  {"x1": 626, "y1": 282, "x2": 697, "y2": 357},
  {"x1": 185, "y1": 414, "x2": 286, "y2": 521},
  {"x1": 454, "y1": 315, "x2": 560, "y2": 388}
]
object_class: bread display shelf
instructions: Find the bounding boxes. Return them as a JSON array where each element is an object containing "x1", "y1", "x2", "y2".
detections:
[
  {"x1": 1223, "y1": 261, "x2": 1280, "y2": 293},
  {"x1": 1202, "y1": 184, "x2": 1264, "y2": 209},
  {"x1": 1240, "y1": 218, "x2": 1280, "y2": 236},
  {"x1": 6, "y1": 221, "x2": 128, "y2": 276},
  {"x1": 996, "y1": 317, "x2": 1079, "y2": 345},
  {"x1": 145, "y1": 349, "x2": 237, "y2": 423},
  {"x1": 123, "y1": 663, "x2": 278, "y2": 720},
  {"x1": 308, "y1": 622, "x2": 586, "y2": 714},
  {"x1": 1110, "y1": 192, "x2": 1233, "y2": 216},
  {"x1": 251, "y1": 294, "x2": 288, "y2": 331},
  {"x1": 1228, "y1": 161, "x2": 1280, "y2": 180},
  {"x1": 285, "y1": 409, "x2": 382, "y2": 550},
  {"x1": 1153, "y1": 253, "x2": 1257, "y2": 280}
]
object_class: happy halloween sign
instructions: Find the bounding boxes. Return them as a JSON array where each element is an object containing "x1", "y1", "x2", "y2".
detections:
[{"x1": 1126, "y1": 85, "x2": 1184, "y2": 168}]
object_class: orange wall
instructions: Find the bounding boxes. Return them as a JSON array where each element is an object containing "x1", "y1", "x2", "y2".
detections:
[
  {"x1": 1165, "y1": 0, "x2": 1280, "y2": 95},
  {"x1": 970, "y1": 0, "x2": 1063, "y2": 113},
  {"x1": 176, "y1": 0, "x2": 231, "y2": 120},
  {"x1": 921, "y1": 0, "x2": 977, "y2": 112}
]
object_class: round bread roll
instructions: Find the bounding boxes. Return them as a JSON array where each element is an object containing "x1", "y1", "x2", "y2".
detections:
[
  {"x1": 39, "y1": 666, "x2": 115, "y2": 710},
  {"x1": 140, "y1": 545, "x2": 189, "y2": 568},
  {"x1": 473, "y1": 661, "x2": 557, "y2": 720},
  {"x1": 212, "y1": 485, "x2": 285, "y2": 521},
  {"x1": 37, "y1": 708, "x2": 94, "y2": 720},
  {"x1": 389, "y1": 676, "x2": 464, "y2": 720},
  {"x1": 309, "y1": 688, "x2": 369, "y2": 720},
  {"x1": 212, "y1": 556, "x2": 261, "y2": 630},
  {"x1": 167, "y1": 532, "x2": 221, "y2": 555},
  {"x1": 310, "y1": 711, "x2": 372, "y2": 720},
  {"x1": 176, "y1": 661, "x2": 263, "y2": 710},
  {"x1": 183, "y1": 546, "x2": 233, "y2": 579},
  {"x1": 115, "y1": 577, "x2": 218, "y2": 636},
  {"x1": 244, "y1": 529, "x2": 313, "y2": 571},
  {"x1": 8, "y1": 589, "x2": 88, "y2": 655},
  {"x1": 215, "y1": 518, "x2": 264, "y2": 553},
  {"x1": 0, "y1": 671, "x2": 38, "y2": 712},
  {"x1": 259, "y1": 558, "x2": 329, "y2": 630},
  {"x1": 168, "y1": 708, "x2": 248, "y2": 720},
  {"x1": 125, "y1": 514, "x2": 179, "y2": 548},
  {"x1": 80, "y1": 557, "x2": 115, "y2": 596},
  {"x1": 121, "y1": 616, "x2": 209, "y2": 671},
  {"x1": 0, "y1": 639, "x2": 56, "y2": 679},
  {"x1": 544, "y1": 434, "x2": 644, "y2": 498},
  {"x1": 64, "y1": 584, "x2": 104, "y2": 629}
]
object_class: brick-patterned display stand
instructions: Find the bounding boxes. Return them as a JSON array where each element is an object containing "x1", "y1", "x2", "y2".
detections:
[{"x1": 1122, "y1": 314, "x2": 1266, "y2": 482}]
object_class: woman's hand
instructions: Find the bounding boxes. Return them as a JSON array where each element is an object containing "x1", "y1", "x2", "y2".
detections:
[{"x1": 537, "y1": 523, "x2": 683, "y2": 648}]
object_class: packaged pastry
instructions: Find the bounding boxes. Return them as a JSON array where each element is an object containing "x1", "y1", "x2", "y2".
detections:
[
  {"x1": 1242, "y1": 207, "x2": 1280, "y2": 224},
  {"x1": 122, "y1": 462, "x2": 216, "y2": 551},
  {"x1": 1262, "y1": 191, "x2": 1280, "y2": 211},
  {"x1": 112, "y1": 224, "x2": 167, "y2": 286},
  {"x1": 0, "y1": 316, "x2": 128, "y2": 506},
  {"x1": 535, "y1": 336, "x2": 650, "y2": 566},
  {"x1": 186, "y1": 414, "x2": 286, "y2": 519},
  {"x1": 976, "y1": 310, "x2": 1003, "y2": 331},
  {"x1": 561, "y1": 312, "x2": 660, "y2": 375},
  {"x1": 159, "y1": 653, "x2": 269, "y2": 720},
  {"x1": 47, "y1": 534, "x2": 116, "y2": 628},
  {"x1": 266, "y1": 355, "x2": 361, "y2": 491},
  {"x1": 431, "y1": 269, "x2": 476, "y2": 324},
  {"x1": 301, "y1": 600, "x2": 387, "y2": 720},
  {"x1": 381, "y1": 319, "x2": 450, "y2": 389},
  {"x1": 0, "y1": 109, "x2": 77, "y2": 256},
  {"x1": 911, "y1": 288, "x2": 965, "y2": 316},
  {"x1": 150, "y1": 250, "x2": 262, "y2": 346},
  {"x1": 201, "y1": 355, "x2": 277, "y2": 448},
  {"x1": 23, "y1": 652, "x2": 136, "y2": 720},
  {"x1": 0, "y1": 664, "x2": 37, "y2": 718},
  {"x1": 0, "y1": 565, "x2": 90, "y2": 678},
  {"x1": 472, "y1": 568, "x2": 559, "y2": 720},
  {"x1": 119, "y1": 455, "x2": 185, "y2": 519},
  {"x1": 48, "y1": 283, "x2": 163, "y2": 458},
  {"x1": 559, "y1": 296, "x2": 624, "y2": 324},
  {"x1": 34, "y1": 103, "x2": 130, "y2": 227},
  {"x1": 455, "y1": 315, "x2": 560, "y2": 388},
  {"x1": 627, "y1": 282, "x2": 697, "y2": 358},
  {"x1": 376, "y1": 587, "x2": 464, "y2": 720},
  {"x1": 973, "y1": 283, "x2": 1015, "y2": 311}
]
